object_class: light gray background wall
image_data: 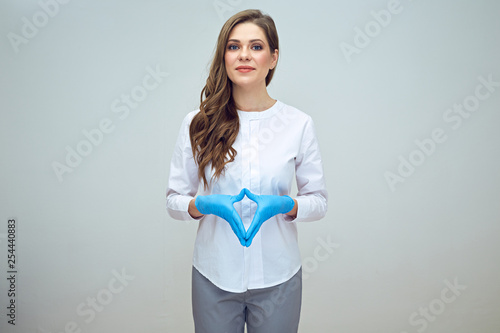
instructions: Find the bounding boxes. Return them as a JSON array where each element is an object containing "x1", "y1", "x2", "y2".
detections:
[{"x1": 1, "y1": 0, "x2": 499, "y2": 332}]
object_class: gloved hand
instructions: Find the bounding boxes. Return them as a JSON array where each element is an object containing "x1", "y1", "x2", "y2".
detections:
[
  {"x1": 244, "y1": 188, "x2": 295, "y2": 247},
  {"x1": 195, "y1": 189, "x2": 246, "y2": 246}
]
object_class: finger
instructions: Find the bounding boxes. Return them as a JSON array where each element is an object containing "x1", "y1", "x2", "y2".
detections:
[
  {"x1": 245, "y1": 219, "x2": 260, "y2": 247},
  {"x1": 230, "y1": 224, "x2": 246, "y2": 247},
  {"x1": 232, "y1": 188, "x2": 246, "y2": 203},
  {"x1": 229, "y1": 223, "x2": 245, "y2": 246},
  {"x1": 246, "y1": 225, "x2": 259, "y2": 247},
  {"x1": 231, "y1": 210, "x2": 246, "y2": 242},
  {"x1": 245, "y1": 221, "x2": 258, "y2": 247},
  {"x1": 226, "y1": 217, "x2": 245, "y2": 246},
  {"x1": 245, "y1": 212, "x2": 262, "y2": 243},
  {"x1": 245, "y1": 235, "x2": 253, "y2": 247},
  {"x1": 244, "y1": 188, "x2": 258, "y2": 202}
]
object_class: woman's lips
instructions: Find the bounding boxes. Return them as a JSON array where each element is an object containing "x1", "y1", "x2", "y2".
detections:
[{"x1": 236, "y1": 66, "x2": 255, "y2": 73}]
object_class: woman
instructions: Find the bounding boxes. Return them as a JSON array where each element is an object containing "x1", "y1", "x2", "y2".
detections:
[{"x1": 166, "y1": 9, "x2": 327, "y2": 333}]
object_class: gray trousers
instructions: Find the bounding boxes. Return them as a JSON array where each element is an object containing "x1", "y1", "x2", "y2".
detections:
[{"x1": 192, "y1": 266, "x2": 302, "y2": 333}]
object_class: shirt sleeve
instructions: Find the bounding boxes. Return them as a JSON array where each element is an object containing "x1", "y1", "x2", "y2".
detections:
[
  {"x1": 286, "y1": 115, "x2": 328, "y2": 222},
  {"x1": 166, "y1": 112, "x2": 202, "y2": 221}
]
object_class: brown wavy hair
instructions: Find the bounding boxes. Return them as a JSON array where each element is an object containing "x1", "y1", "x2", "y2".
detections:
[{"x1": 189, "y1": 9, "x2": 279, "y2": 189}]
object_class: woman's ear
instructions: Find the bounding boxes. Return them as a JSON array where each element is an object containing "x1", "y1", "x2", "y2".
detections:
[{"x1": 271, "y1": 49, "x2": 279, "y2": 69}]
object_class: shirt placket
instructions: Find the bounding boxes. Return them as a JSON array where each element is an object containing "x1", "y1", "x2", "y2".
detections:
[
  {"x1": 240, "y1": 116, "x2": 251, "y2": 289},
  {"x1": 248, "y1": 118, "x2": 264, "y2": 286},
  {"x1": 241, "y1": 116, "x2": 264, "y2": 288}
]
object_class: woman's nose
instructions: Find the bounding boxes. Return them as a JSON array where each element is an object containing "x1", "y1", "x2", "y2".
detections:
[{"x1": 238, "y1": 47, "x2": 251, "y2": 60}]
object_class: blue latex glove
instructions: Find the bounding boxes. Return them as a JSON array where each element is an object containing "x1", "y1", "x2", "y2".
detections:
[
  {"x1": 195, "y1": 189, "x2": 246, "y2": 246},
  {"x1": 243, "y1": 188, "x2": 295, "y2": 247}
]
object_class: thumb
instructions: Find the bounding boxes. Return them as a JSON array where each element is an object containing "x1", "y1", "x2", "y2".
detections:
[
  {"x1": 244, "y1": 188, "x2": 259, "y2": 202},
  {"x1": 232, "y1": 188, "x2": 246, "y2": 203}
]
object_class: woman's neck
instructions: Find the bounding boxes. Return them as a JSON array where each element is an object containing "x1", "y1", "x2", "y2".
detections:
[{"x1": 232, "y1": 83, "x2": 276, "y2": 111}]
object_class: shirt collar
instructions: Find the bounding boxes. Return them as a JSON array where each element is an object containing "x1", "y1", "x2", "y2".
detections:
[{"x1": 237, "y1": 100, "x2": 284, "y2": 120}]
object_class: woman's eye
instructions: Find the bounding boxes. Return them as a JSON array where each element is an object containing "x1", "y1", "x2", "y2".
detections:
[{"x1": 227, "y1": 44, "x2": 263, "y2": 51}]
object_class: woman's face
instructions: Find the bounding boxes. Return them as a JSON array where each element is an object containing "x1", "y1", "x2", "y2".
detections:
[{"x1": 224, "y1": 22, "x2": 278, "y2": 89}]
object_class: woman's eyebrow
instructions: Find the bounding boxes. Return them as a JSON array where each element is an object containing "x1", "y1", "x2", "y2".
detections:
[{"x1": 227, "y1": 39, "x2": 264, "y2": 43}]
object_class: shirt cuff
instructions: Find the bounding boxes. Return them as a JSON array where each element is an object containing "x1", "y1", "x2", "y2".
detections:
[
  {"x1": 287, "y1": 196, "x2": 311, "y2": 223},
  {"x1": 167, "y1": 195, "x2": 203, "y2": 221}
]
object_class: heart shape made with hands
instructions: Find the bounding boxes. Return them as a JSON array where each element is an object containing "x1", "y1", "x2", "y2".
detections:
[
  {"x1": 234, "y1": 188, "x2": 295, "y2": 247},
  {"x1": 195, "y1": 188, "x2": 295, "y2": 247}
]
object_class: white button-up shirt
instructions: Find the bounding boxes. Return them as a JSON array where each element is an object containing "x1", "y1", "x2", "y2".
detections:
[{"x1": 166, "y1": 100, "x2": 328, "y2": 292}]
